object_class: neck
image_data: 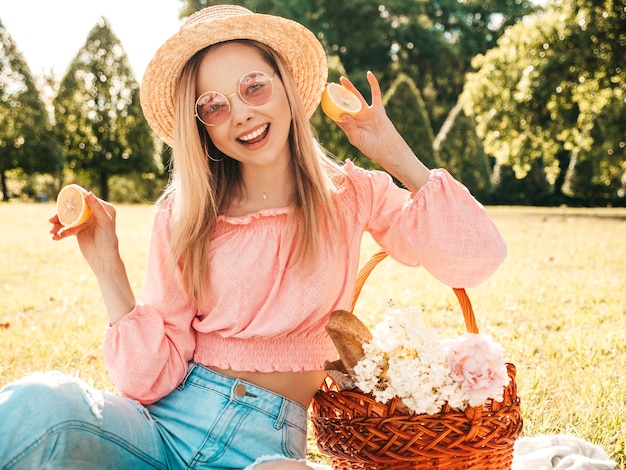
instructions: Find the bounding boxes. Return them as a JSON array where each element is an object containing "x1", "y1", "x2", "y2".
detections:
[{"x1": 227, "y1": 160, "x2": 296, "y2": 216}]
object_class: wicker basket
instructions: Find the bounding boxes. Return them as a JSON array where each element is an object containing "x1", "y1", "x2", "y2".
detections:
[{"x1": 311, "y1": 251, "x2": 522, "y2": 469}]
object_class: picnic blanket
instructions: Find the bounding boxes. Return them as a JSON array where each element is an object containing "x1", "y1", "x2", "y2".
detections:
[
  {"x1": 307, "y1": 434, "x2": 617, "y2": 469},
  {"x1": 512, "y1": 434, "x2": 616, "y2": 469}
]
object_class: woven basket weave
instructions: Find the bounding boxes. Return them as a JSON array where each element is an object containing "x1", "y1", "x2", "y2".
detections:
[{"x1": 311, "y1": 251, "x2": 522, "y2": 469}]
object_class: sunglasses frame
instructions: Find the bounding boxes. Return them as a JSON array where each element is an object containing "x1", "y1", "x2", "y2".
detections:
[{"x1": 195, "y1": 71, "x2": 275, "y2": 127}]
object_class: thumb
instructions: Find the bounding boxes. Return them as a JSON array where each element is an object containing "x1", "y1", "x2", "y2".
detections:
[{"x1": 84, "y1": 191, "x2": 116, "y2": 223}]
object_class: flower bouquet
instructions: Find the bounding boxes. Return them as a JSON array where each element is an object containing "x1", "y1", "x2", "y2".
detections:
[
  {"x1": 310, "y1": 251, "x2": 522, "y2": 470},
  {"x1": 353, "y1": 307, "x2": 510, "y2": 416}
]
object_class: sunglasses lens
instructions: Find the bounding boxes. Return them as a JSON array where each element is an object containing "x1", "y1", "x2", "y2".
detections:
[
  {"x1": 240, "y1": 72, "x2": 273, "y2": 106},
  {"x1": 195, "y1": 72, "x2": 274, "y2": 126},
  {"x1": 196, "y1": 92, "x2": 230, "y2": 126}
]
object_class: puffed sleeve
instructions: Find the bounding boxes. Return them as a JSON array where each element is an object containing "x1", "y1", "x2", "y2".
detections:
[
  {"x1": 103, "y1": 205, "x2": 197, "y2": 404},
  {"x1": 347, "y1": 162, "x2": 506, "y2": 287}
]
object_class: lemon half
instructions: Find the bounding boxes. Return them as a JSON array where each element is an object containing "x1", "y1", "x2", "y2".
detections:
[
  {"x1": 321, "y1": 83, "x2": 362, "y2": 121},
  {"x1": 57, "y1": 184, "x2": 91, "y2": 228}
]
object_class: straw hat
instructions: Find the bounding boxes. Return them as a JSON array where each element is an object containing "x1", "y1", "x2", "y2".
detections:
[{"x1": 140, "y1": 5, "x2": 328, "y2": 147}]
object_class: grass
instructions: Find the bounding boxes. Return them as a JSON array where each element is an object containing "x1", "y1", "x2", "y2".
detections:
[{"x1": 1, "y1": 203, "x2": 624, "y2": 467}]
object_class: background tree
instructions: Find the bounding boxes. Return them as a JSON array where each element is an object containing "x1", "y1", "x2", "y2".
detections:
[
  {"x1": 377, "y1": 0, "x2": 537, "y2": 130},
  {"x1": 462, "y1": 0, "x2": 625, "y2": 204},
  {"x1": 53, "y1": 18, "x2": 157, "y2": 200},
  {"x1": 383, "y1": 73, "x2": 438, "y2": 169},
  {"x1": 434, "y1": 102, "x2": 495, "y2": 199},
  {"x1": 0, "y1": 19, "x2": 63, "y2": 201}
]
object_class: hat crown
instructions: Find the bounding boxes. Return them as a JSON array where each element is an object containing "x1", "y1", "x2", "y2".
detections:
[{"x1": 183, "y1": 5, "x2": 253, "y2": 29}]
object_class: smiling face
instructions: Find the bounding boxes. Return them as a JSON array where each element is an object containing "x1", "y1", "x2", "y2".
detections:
[{"x1": 195, "y1": 42, "x2": 293, "y2": 170}]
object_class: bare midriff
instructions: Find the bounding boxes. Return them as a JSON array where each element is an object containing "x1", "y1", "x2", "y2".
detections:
[{"x1": 209, "y1": 367, "x2": 327, "y2": 408}]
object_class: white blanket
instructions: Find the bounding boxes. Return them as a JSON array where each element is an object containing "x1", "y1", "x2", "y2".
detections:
[
  {"x1": 512, "y1": 435, "x2": 616, "y2": 470},
  {"x1": 306, "y1": 434, "x2": 617, "y2": 469}
]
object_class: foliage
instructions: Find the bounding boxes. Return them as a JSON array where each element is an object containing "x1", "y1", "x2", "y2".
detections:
[
  {"x1": 0, "y1": 20, "x2": 63, "y2": 201},
  {"x1": 53, "y1": 18, "x2": 158, "y2": 200},
  {"x1": 435, "y1": 102, "x2": 494, "y2": 198},
  {"x1": 462, "y1": 0, "x2": 626, "y2": 204},
  {"x1": 400, "y1": 0, "x2": 537, "y2": 129},
  {"x1": 383, "y1": 73, "x2": 438, "y2": 169}
]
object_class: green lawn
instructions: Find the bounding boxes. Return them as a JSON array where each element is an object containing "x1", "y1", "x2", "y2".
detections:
[{"x1": 1, "y1": 203, "x2": 624, "y2": 467}]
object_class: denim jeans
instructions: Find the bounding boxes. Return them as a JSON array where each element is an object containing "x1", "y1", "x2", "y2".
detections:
[{"x1": 0, "y1": 363, "x2": 310, "y2": 469}]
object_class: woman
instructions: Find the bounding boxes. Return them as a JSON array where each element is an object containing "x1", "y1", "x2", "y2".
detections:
[{"x1": 0, "y1": 5, "x2": 506, "y2": 469}]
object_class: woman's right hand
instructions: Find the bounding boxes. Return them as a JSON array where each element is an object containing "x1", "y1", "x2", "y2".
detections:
[{"x1": 334, "y1": 72, "x2": 431, "y2": 193}]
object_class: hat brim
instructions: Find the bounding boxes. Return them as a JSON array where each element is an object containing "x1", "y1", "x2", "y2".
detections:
[{"x1": 140, "y1": 7, "x2": 327, "y2": 147}]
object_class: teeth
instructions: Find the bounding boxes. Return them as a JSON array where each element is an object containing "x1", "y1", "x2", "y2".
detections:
[{"x1": 240, "y1": 124, "x2": 268, "y2": 142}]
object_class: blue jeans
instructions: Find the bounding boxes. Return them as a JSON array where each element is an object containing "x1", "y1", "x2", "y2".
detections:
[{"x1": 0, "y1": 363, "x2": 309, "y2": 469}]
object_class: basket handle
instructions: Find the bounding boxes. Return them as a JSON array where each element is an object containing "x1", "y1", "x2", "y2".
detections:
[{"x1": 350, "y1": 250, "x2": 479, "y2": 334}]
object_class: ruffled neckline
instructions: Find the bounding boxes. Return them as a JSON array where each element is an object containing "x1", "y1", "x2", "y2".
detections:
[{"x1": 217, "y1": 206, "x2": 292, "y2": 225}]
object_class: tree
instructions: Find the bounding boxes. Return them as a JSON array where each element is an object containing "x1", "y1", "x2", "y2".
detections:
[
  {"x1": 383, "y1": 74, "x2": 438, "y2": 170},
  {"x1": 0, "y1": 19, "x2": 63, "y2": 200},
  {"x1": 434, "y1": 102, "x2": 495, "y2": 199},
  {"x1": 387, "y1": 0, "x2": 537, "y2": 130},
  {"x1": 54, "y1": 18, "x2": 157, "y2": 200},
  {"x1": 462, "y1": 0, "x2": 626, "y2": 204}
]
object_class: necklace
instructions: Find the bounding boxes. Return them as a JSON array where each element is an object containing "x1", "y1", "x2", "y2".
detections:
[{"x1": 262, "y1": 192, "x2": 268, "y2": 200}]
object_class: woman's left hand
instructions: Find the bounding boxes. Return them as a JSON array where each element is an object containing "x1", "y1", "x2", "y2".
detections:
[
  {"x1": 332, "y1": 71, "x2": 397, "y2": 165},
  {"x1": 332, "y1": 71, "x2": 431, "y2": 193}
]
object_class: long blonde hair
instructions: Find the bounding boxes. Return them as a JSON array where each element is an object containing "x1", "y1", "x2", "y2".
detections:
[{"x1": 157, "y1": 40, "x2": 344, "y2": 307}]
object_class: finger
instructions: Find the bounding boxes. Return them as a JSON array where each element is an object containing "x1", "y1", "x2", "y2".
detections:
[
  {"x1": 49, "y1": 212, "x2": 66, "y2": 240},
  {"x1": 338, "y1": 76, "x2": 368, "y2": 107},
  {"x1": 51, "y1": 224, "x2": 74, "y2": 240},
  {"x1": 84, "y1": 192, "x2": 116, "y2": 223},
  {"x1": 50, "y1": 223, "x2": 64, "y2": 240},
  {"x1": 365, "y1": 71, "x2": 382, "y2": 105}
]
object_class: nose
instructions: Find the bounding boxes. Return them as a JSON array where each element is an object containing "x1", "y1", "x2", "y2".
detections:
[{"x1": 229, "y1": 94, "x2": 255, "y2": 125}]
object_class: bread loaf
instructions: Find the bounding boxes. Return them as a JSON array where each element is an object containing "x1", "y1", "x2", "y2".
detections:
[
  {"x1": 325, "y1": 310, "x2": 412, "y2": 412},
  {"x1": 325, "y1": 309, "x2": 373, "y2": 376}
]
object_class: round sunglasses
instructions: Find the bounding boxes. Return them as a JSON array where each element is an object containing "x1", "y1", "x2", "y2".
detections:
[{"x1": 195, "y1": 71, "x2": 275, "y2": 127}]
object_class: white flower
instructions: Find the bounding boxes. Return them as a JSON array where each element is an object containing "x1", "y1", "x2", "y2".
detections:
[{"x1": 353, "y1": 306, "x2": 508, "y2": 415}]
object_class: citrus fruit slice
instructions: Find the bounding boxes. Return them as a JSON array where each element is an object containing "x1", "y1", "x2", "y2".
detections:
[
  {"x1": 321, "y1": 83, "x2": 362, "y2": 121},
  {"x1": 56, "y1": 184, "x2": 91, "y2": 228}
]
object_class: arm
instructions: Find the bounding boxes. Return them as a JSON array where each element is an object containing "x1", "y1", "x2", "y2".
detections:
[
  {"x1": 344, "y1": 163, "x2": 506, "y2": 288},
  {"x1": 102, "y1": 206, "x2": 197, "y2": 403},
  {"x1": 51, "y1": 197, "x2": 196, "y2": 403},
  {"x1": 331, "y1": 72, "x2": 506, "y2": 287}
]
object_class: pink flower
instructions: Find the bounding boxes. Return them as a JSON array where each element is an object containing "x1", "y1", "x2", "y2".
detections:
[{"x1": 445, "y1": 333, "x2": 509, "y2": 407}]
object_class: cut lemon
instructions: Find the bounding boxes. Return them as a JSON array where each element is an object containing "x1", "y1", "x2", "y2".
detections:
[
  {"x1": 56, "y1": 184, "x2": 91, "y2": 228},
  {"x1": 321, "y1": 83, "x2": 362, "y2": 121}
]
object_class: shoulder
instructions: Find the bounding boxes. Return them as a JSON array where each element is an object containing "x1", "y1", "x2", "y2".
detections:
[{"x1": 339, "y1": 160, "x2": 400, "y2": 196}]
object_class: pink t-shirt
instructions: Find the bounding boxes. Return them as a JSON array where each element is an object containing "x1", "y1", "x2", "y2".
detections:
[{"x1": 103, "y1": 162, "x2": 506, "y2": 403}]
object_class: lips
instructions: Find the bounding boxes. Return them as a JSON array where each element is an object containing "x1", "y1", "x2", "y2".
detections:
[{"x1": 238, "y1": 124, "x2": 269, "y2": 145}]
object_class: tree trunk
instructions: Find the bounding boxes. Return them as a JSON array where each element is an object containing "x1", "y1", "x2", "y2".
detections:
[
  {"x1": 1, "y1": 171, "x2": 8, "y2": 201},
  {"x1": 561, "y1": 148, "x2": 579, "y2": 197},
  {"x1": 99, "y1": 172, "x2": 109, "y2": 201},
  {"x1": 553, "y1": 147, "x2": 571, "y2": 197}
]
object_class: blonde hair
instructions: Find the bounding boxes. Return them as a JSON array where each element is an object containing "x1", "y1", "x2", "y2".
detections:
[{"x1": 157, "y1": 40, "x2": 344, "y2": 307}]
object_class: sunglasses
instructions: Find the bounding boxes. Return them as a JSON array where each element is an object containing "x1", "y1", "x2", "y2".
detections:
[{"x1": 195, "y1": 71, "x2": 275, "y2": 127}]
